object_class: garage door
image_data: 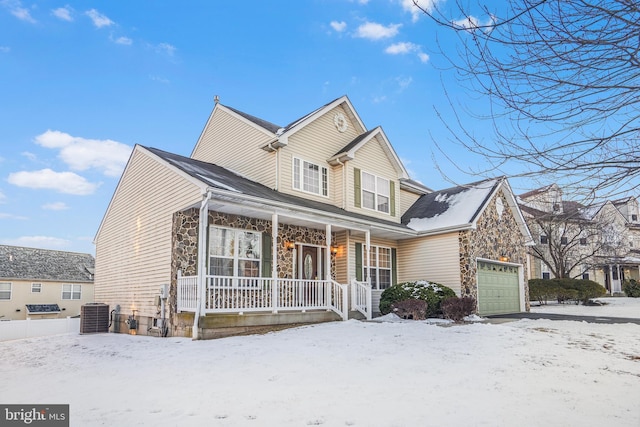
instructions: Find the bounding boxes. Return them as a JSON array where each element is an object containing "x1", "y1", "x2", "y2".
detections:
[{"x1": 477, "y1": 261, "x2": 520, "y2": 315}]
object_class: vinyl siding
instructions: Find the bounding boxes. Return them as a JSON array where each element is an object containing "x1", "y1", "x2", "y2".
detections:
[
  {"x1": 279, "y1": 105, "x2": 360, "y2": 207},
  {"x1": 191, "y1": 108, "x2": 277, "y2": 188},
  {"x1": 396, "y1": 233, "x2": 462, "y2": 295},
  {"x1": 400, "y1": 188, "x2": 421, "y2": 217},
  {"x1": 94, "y1": 149, "x2": 202, "y2": 318},
  {"x1": 347, "y1": 139, "x2": 401, "y2": 223}
]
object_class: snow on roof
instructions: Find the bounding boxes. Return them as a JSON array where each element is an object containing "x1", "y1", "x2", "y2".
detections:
[{"x1": 403, "y1": 178, "x2": 499, "y2": 232}]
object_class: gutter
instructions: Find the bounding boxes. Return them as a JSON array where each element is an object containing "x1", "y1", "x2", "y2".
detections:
[{"x1": 193, "y1": 189, "x2": 212, "y2": 340}]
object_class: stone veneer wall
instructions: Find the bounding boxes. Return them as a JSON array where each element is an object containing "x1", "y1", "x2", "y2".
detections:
[
  {"x1": 458, "y1": 189, "x2": 530, "y2": 311},
  {"x1": 169, "y1": 208, "x2": 336, "y2": 326}
]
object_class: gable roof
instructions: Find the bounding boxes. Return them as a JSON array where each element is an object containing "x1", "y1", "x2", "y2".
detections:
[
  {"x1": 0, "y1": 245, "x2": 95, "y2": 282},
  {"x1": 402, "y1": 178, "x2": 501, "y2": 233},
  {"x1": 401, "y1": 177, "x2": 532, "y2": 242}
]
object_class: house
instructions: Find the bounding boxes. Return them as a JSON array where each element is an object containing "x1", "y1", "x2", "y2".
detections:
[
  {"x1": 94, "y1": 95, "x2": 532, "y2": 339},
  {"x1": 518, "y1": 184, "x2": 640, "y2": 294},
  {"x1": 0, "y1": 245, "x2": 95, "y2": 320}
]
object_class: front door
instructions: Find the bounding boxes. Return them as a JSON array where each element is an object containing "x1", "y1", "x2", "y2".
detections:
[{"x1": 298, "y1": 245, "x2": 325, "y2": 280}]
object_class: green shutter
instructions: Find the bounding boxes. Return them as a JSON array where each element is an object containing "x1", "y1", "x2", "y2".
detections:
[
  {"x1": 261, "y1": 233, "x2": 272, "y2": 277},
  {"x1": 391, "y1": 248, "x2": 397, "y2": 286},
  {"x1": 355, "y1": 243, "x2": 363, "y2": 281},
  {"x1": 390, "y1": 180, "x2": 396, "y2": 217},
  {"x1": 354, "y1": 168, "x2": 361, "y2": 208}
]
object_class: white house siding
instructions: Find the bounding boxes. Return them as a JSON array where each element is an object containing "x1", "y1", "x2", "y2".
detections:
[
  {"x1": 396, "y1": 233, "x2": 462, "y2": 295},
  {"x1": 95, "y1": 149, "x2": 202, "y2": 319},
  {"x1": 346, "y1": 138, "x2": 402, "y2": 224},
  {"x1": 0, "y1": 279, "x2": 94, "y2": 320},
  {"x1": 191, "y1": 107, "x2": 277, "y2": 189},
  {"x1": 399, "y1": 188, "x2": 421, "y2": 217},
  {"x1": 278, "y1": 106, "x2": 361, "y2": 207}
]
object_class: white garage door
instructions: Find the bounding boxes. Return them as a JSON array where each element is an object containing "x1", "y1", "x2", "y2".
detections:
[{"x1": 477, "y1": 261, "x2": 520, "y2": 315}]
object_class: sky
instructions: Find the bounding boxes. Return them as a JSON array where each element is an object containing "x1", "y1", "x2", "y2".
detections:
[
  {"x1": 2, "y1": 298, "x2": 639, "y2": 425},
  {"x1": 0, "y1": 0, "x2": 521, "y2": 255}
]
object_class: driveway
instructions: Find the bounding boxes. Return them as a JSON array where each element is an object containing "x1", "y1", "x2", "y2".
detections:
[{"x1": 487, "y1": 312, "x2": 640, "y2": 325}]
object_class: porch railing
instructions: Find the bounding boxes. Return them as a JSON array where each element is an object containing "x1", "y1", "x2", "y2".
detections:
[
  {"x1": 351, "y1": 278, "x2": 372, "y2": 320},
  {"x1": 177, "y1": 274, "x2": 349, "y2": 320}
]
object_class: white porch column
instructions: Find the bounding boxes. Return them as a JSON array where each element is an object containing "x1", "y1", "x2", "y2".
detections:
[
  {"x1": 272, "y1": 213, "x2": 279, "y2": 313},
  {"x1": 193, "y1": 191, "x2": 211, "y2": 340},
  {"x1": 608, "y1": 265, "x2": 615, "y2": 295},
  {"x1": 325, "y1": 224, "x2": 332, "y2": 281},
  {"x1": 365, "y1": 230, "x2": 371, "y2": 283}
]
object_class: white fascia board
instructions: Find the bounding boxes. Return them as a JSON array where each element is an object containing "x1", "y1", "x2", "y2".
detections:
[
  {"x1": 414, "y1": 223, "x2": 475, "y2": 236},
  {"x1": 282, "y1": 95, "x2": 367, "y2": 139},
  {"x1": 341, "y1": 127, "x2": 409, "y2": 179}
]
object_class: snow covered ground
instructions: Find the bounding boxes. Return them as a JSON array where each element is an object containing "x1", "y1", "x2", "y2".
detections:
[{"x1": 1, "y1": 298, "x2": 639, "y2": 427}]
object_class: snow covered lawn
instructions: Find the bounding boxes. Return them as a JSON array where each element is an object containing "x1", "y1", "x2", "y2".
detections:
[{"x1": 2, "y1": 299, "x2": 639, "y2": 426}]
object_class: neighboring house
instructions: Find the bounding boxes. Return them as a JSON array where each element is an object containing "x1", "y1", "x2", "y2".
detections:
[
  {"x1": 518, "y1": 184, "x2": 640, "y2": 294},
  {"x1": 94, "y1": 95, "x2": 532, "y2": 339},
  {"x1": 0, "y1": 245, "x2": 95, "y2": 320}
]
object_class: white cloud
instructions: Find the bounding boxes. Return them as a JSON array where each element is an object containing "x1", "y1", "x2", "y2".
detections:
[
  {"x1": 330, "y1": 21, "x2": 347, "y2": 32},
  {"x1": 0, "y1": 46, "x2": 9, "y2": 53},
  {"x1": 85, "y1": 9, "x2": 113, "y2": 28},
  {"x1": 42, "y1": 202, "x2": 69, "y2": 211},
  {"x1": 34, "y1": 130, "x2": 132, "y2": 177},
  {"x1": 0, "y1": 235, "x2": 71, "y2": 249},
  {"x1": 8, "y1": 169, "x2": 100, "y2": 195},
  {"x1": 0, "y1": 190, "x2": 5, "y2": 203},
  {"x1": 112, "y1": 35, "x2": 132, "y2": 45},
  {"x1": 2, "y1": 0, "x2": 36, "y2": 23},
  {"x1": 396, "y1": 76, "x2": 413, "y2": 91},
  {"x1": 150, "y1": 75, "x2": 169, "y2": 84},
  {"x1": 0, "y1": 212, "x2": 28, "y2": 220},
  {"x1": 355, "y1": 22, "x2": 401, "y2": 40},
  {"x1": 401, "y1": 0, "x2": 441, "y2": 22},
  {"x1": 52, "y1": 6, "x2": 73, "y2": 21},
  {"x1": 156, "y1": 42, "x2": 176, "y2": 56},
  {"x1": 453, "y1": 15, "x2": 496, "y2": 33},
  {"x1": 385, "y1": 42, "x2": 430, "y2": 63}
]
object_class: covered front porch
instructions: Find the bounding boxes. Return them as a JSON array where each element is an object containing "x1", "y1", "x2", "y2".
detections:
[{"x1": 169, "y1": 192, "x2": 393, "y2": 338}]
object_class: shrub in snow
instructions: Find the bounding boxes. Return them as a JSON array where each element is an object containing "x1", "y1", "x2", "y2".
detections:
[
  {"x1": 379, "y1": 280, "x2": 456, "y2": 318},
  {"x1": 528, "y1": 278, "x2": 606, "y2": 305},
  {"x1": 623, "y1": 279, "x2": 640, "y2": 298},
  {"x1": 441, "y1": 297, "x2": 476, "y2": 322},
  {"x1": 391, "y1": 299, "x2": 427, "y2": 320}
]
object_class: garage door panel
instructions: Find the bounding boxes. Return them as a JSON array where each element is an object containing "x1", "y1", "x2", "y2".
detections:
[{"x1": 478, "y1": 261, "x2": 520, "y2": 315}]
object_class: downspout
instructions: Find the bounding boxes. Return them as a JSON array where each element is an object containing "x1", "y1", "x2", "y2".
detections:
[{"x1": 193, "y1": 189, "x2": 212, "y2": 340}]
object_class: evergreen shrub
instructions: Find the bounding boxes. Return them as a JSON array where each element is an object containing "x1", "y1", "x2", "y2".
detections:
[{"x1": 379, "y1": 280, "x2": 456, "y2": 317}]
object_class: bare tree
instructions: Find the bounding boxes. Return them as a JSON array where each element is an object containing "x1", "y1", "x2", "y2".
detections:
[{"x1": 417, "y1": 0, "x2": 640, "y2": 198}]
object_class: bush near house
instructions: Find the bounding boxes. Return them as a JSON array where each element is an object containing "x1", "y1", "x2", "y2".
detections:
[
  {"x1": 390, "y1": 299, "x2": 428, "y2": 320},
  {"x1": 623, "y1": 279, "x2": 640, "y2": 297},
  {"x1": 379, "y1": 281, "x2": 456, "y2": 318},
  {"x1": 441, "y1": 297, "x2": 476, "y2": 322},
  {"x1": 529, "y1": 278, "x2": 606, "y2": 305}
]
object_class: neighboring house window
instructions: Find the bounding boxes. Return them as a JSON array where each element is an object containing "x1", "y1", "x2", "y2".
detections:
[
  {"x1": 366, "y1": 246, "x2": 392, "y2": 290},
  {"x1": 582, "y1": 272, "x2": 590, "y2": 280},
  {"x1": 62, "y1": 284, "x2": 81, "y2": 300},
  {"x1": 209, "y1": 226, "x2": 261, "y2": 278},
  {"x1": 540, "y1": 235, "x2": 548, "y2": 244},
  {"x1": 541, "y1": 262, "x2": 551, "y2": 280},
  {"x1": 632, "y1": 214, "x2": 638, "y2": 221},
  {"x1": 31, "y1": 283, "x2": 42, "y2": 293},
  {"x1": 542, "y1": 272, "x2": 550, "y2": 280},
  {"x1": 361, "y1": 171, "x2": 390, "y2": 214},
  {"x1": 579, "y1": 238, "x2": 587, "y2": 245},
  {"x1": 561, "y1": 237, "x2": 568, "y2": 245},
  {"x1": 0, "y1": 282, "x2": 11, "y2": 300},
  {"x1": 293, "y1": 157, "x2": 328, "y2": 197}
]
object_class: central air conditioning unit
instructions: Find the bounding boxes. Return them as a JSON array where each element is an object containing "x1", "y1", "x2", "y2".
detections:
[{"x1": 80, "y1": 303, "x2": 110, "y2": 334}]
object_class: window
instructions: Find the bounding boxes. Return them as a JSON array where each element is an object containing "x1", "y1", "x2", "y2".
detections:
[
  {"x1": 579, "y1": 238, "x2": 587, "y2": 245},
  {"x1": 582, "y1": 272, "x2": 590, "y2": 280},
  {"x1": 361, "y1": 171, "x2": 390, "y2": 214},
  {"x1": 633, "y1": 214, "x2": 638, "y2": 221},
  {"x1": 561, "y1": 237, "x2": 568, "y2": 245},
  {"x1": 62, "y1": 284, "x2": 81, "y2": 300},
  {"x1": 293, "y1": 157, "x2": 328, "y2": 196},
  {"x1": 0, "y1": 282, "x2": 11, "y2": 300},
  {"x1": 541, "y1": 263, "x2": 551, "y2": 280},
  {"x1": 31, "y1": 283, "x2": 42, "y2": 293},
  {"x1": 209, "y1": 227, "x2": 261, "y2": 278},
  {"x1": 365, "y1": 246, "x2": 392, "y2": 290},
  {"x1": 542, "y1": 272, "x2": 550, "y2": 279},
  {"x1": 540, "y1": 235, "x2": 548, "y2": 244}
]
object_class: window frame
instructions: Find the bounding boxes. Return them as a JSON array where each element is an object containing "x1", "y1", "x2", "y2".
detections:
[
  {"x1": 208, "y1": 226, "x2": 262, "y2": 280},
  {"x1": 62, "y1": 284, "x2": 82, "y2": 300},
  {"x1": 360, "y1": 170, "x2": 390, "y2": 214},
  {"x1": 364, "y1": 245, "x2": 393, "y2": 290},
  {"x1": 0, "y1": 282, "x2": 11, "y2": 300},
  {"x1": 31, "y1": 283, "x2": 42, "y2": 293},
  {"x1": 292, "y1": 157, "x2": 328, "y2": 197}
]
